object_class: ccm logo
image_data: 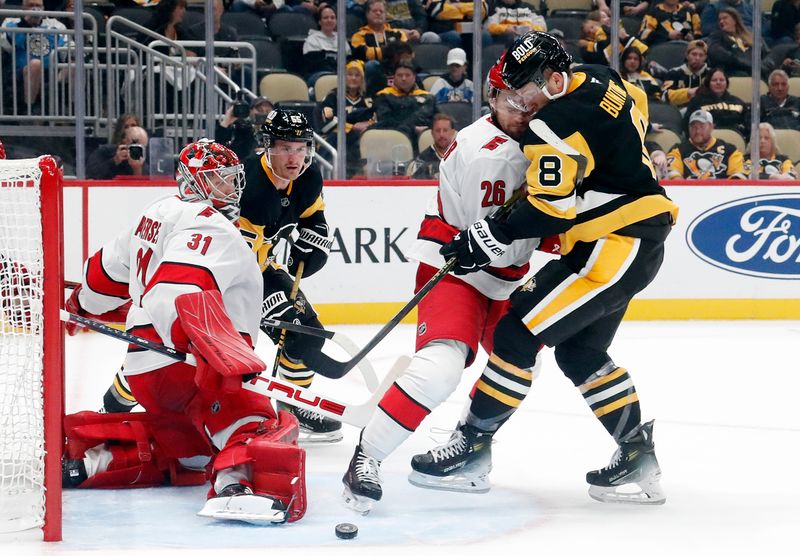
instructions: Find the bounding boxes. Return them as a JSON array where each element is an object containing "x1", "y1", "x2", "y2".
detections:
[{"x1": 253, "y1": 376, "x2": 346, "y2": 415}]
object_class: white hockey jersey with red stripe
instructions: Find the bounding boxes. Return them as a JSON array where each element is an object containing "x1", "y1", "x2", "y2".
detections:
[
  {"x1": 406, "y1": 114, "x2": 539, "y2": 300},
  {"x1": 77, "y1": 195, "x2": 262, "y2": 375}
]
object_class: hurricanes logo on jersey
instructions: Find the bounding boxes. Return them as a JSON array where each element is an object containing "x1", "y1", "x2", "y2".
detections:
[
  {"x1": 418, "y1": 322, "x2": 427, "y2": 336},
  {"x1": 684, "y1": 151, "x2": 726, "y2": 179}
]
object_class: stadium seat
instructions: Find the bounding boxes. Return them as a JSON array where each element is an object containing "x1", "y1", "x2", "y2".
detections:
[
  {"x1": 727, "y1": 76, "x2": 767, "y2": 102},
  {"x1": 648, "y1": 101, "x2": 684, "y2": 135},
  {"x1": 713, "y1": 129, "x2": 746, "y2": 152},
  {"x1": 790, "y1": 77, "x2": 800, "y2": 96},
  {"x1": 359, "y1": 129, "x2": 414, "y2": 175},
  {"x1": 248, "y1": 37, "x2": 285, "y2": 72},
  {"x1": 646, "y1": 129, "x2": 681, "y2": 153},
  {"x1": 267, "y1": 12, "x2": 316, "y2": 40},
  {"x1": 313, "y1": 74, "x2": 338, "y2": 102},
  {"x1": 647, "y1": 41, "x2": 688, "y2": 70},
  {"x1": 422, "y1": 74, "x2": 441, "y2": 91},
  {"x1": 418, "y1": 128, "x2": 434, "y2": 153},
  {"x1": 415, "y1": 44, "x2": 451, "y2": 76},
  {"x1": 547, "y1": 0, "x2": 593, "y2": 14},
  {"x1": 621, "y1": 16, "x2": 641, "y2": 37},
  {"x1": 111, "y1": 7, "x2": 152, "y2": 36},
  {"x1": 774, "y1": 129, "x2": 800, "y2": 163},
  {"x1": 346, "y1": 12, "x2": 365, "y2": 37},
  {"x1": 437, "y1": 102, "x2": 474, "y2": 131},
  {"x1": 222, "y1": 12, "x2": 268, "y2": 37},
  {"x1": 545, "y1": 16, "x2": 585, "y2": 41},
  {"x1": 481, "y1": 43, "x2": 508, "y2": 80},
  {"x1": 259, "y1": 72, "x2": 309, "y2": 102}
]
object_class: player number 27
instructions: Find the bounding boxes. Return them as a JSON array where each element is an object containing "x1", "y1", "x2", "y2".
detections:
[
  {"x1": 480, "y1": 179, "x2": 506, "y2": 207},
  {"x1": 187, "y1": 234, "x2": 213, "y2": 255}
]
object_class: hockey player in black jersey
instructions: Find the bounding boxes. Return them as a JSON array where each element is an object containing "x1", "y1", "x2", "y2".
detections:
[
  {"x1": 96, "y1": 110, "x2": 341, "y2": 444},
  {"x1": 409, "y1": 31, "x2": 678, "y2": 505}
]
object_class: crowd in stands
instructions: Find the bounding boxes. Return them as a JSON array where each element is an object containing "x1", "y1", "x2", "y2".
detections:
[{"x1": 0, "y1": 0, "x2": 799, "y2": 179}]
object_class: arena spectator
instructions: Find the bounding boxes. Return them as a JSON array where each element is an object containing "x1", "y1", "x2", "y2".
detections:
[
  {"x1": 351, "y1": 0, "x2": 408, "y2": 62},
  {"x1": 667, "y1": 109, "x2": 746, "y2": 179},
  {"x1": 683, "y1": 67, "x2": 747, "y2": 135},
  {"x1": 373, "y1": 60, "x2": 434, "y2": 143},
  {"x1": 485, "y1": 0, "x2": 546, "y2": 46},
  {"x1": 303, "y1": 4, "x2": 351, "y2": 82},
  {"x1": 409, "y1": 113, "x2": 456, "y2": 178},
  {"x1": 622, "y1": 0, "x2": 650, "y2": 18},
  {"x1": 783, "y1": 23, "x2": 800, "y2": 76},
  {"x1": 638, "y1": 0, "x2": 701, "y2": 46},
  {"x1": 0, "y1": 0, "x2": 68, "y2": 106},
  {"x1": 429, "y1": 48, "x2": 474, "y2": 104},
  {"x1": 216, "y1": 96, "x2": 273, "y2": 158},
  {"x1": 147, "y1": 0, "x2": 191, "y2": 43},
  {"x1": 760, "y1": 69, "x2": 800, "y2": 130},
  {"x1": 745, "y1": 122, "x2": 798, "y2": 179},
  {"x1": 424, "y1": 0, "x2": 492, "y2": 48},
  {"x1": 701, "y1": 0, "x2": 753, "y2": 36},
  {"x1": 770, "y1": 0, "x2": 800, "y2": 44},
  {"x1": 111, "y1": 113, "x2": 142, "y2": 146},
  {"x1": 661, "y1": 39, "x2": 711, "y2": 107},
  {"x1": 707, "y1": 7, "x2": 767, "y2": 77},
  {"x1": 621, "y1": 46, "x2": 662, "y2": 100},
  {"x1": 86, "y1": 126, "x2": 150, "y2": 180},
  {"x1": 185, "y1": 0, "x2": 239, "y2": 58},
  {"x1": 365, "y1": 39, "x2": 417, "y2": 96},
  {"x1": 229, "y1": 0, "x2": 280, "y2": 19},
  {"x1": 320, "y1": 60, "x2": 375, "y2": 174},
  {"x1": 384, "y1": 0, "x2": 428, "y2": 42},
  {"x1": 580, "y1": 10, "x2": 647, "y2": 65}
]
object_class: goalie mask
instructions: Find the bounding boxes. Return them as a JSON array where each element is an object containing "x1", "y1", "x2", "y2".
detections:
[
  {"x1": 258, "y1": 109, "x2": 315, "y2": 181},
  {"x1": 500, "y1": 31, "x2": 572, "y2": 106},
  {"x1": 177, "y1": 139, "x2": 245, "y2": 222}
]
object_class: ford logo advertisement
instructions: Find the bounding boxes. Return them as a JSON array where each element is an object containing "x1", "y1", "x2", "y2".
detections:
[{"x1": 686, "y1": 193, "x2": 800, "y2": 280}]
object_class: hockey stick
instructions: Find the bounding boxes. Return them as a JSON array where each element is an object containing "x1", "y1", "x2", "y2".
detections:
[
  {"x1": 303, "y1": 188, "x2": 530, "y2": 380},
  {"x1": 271, "y1": 261, "x2": 304, "y2": 377},
  {"x1": 60, "y1": 309, "x2": 405, "y2": 427},
  {"x1": 303, "y1": 257, "x2": 455, "y2": 380}
]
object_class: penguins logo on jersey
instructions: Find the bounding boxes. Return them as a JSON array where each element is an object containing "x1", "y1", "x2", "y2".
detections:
[{"x1": 684, "y1": 151, "x2": 726, "y2": 179}]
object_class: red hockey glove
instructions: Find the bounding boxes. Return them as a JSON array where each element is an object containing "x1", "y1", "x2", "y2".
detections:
[
  {"x1": 537, "y1": 234, "x2": 562, "y2": 255},
  {"x1": 64, "y1": 285, "x2": 131, "y2": 336}
]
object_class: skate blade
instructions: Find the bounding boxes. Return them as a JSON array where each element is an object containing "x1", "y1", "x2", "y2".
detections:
[
  {"x1": 407, "y1": 470, "x2": 491, "y2": 494},
  {"x1": 197, "y1": 495, "x2": 287, "y2": 525},
  {"x1": 342, "y1": 485, "x2": 376, "y2": 515},
  {"x1": 588, "y1": 481, "x2": 666, "y2": 505},
  {"x1": 298, "y1": 428, "x2": 344, "y2": 445}
]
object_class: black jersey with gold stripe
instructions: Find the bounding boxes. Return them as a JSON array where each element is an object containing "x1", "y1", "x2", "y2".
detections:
[
  {"x1": 504, "y1": 64, "x2": 678, "y2": 254},
  {"x1": 239, "y1": 153, "x2": 326, "y2": 271}
]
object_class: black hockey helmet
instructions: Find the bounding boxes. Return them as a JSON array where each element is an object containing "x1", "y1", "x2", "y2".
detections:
[
  {"x1": 500, "y1": 31, "x2": 572, "y2": 91},
  {"x1": 258, "y1": 108, "x2": 313, "y2": 148}
]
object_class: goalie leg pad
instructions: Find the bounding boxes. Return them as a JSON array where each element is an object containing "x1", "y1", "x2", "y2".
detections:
[{"x1": 63, "y1": 411, "x2": 208, "y2": 488}]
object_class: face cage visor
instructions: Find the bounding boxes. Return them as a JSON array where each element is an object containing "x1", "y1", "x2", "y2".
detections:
[
  {"x1": 180, "y1": 163, "x2": 245, "y2": 222},
  {"x1": 265, "y1": 141, "x2": 315, "y2": 180},
  {"x1": 505, "y1": 70, "x2": 571, "y2": 112}
]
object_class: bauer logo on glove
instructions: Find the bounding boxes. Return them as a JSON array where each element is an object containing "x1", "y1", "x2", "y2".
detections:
[{"x1": 440, "y1": 218, "x2": 511, "y2": 275}]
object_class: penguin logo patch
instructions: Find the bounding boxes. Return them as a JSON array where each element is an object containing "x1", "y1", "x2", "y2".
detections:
[{"x1": 521, "y1": 277, "x2": 536, "y2": 292}]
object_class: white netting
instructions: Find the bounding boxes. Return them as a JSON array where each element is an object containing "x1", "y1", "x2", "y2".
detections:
[{"x1": 0, "y1": 159, "x2": 46, "y2": 532}]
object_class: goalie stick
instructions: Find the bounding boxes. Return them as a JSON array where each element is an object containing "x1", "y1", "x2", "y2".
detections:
[
  {"x1": 60, "y1": 309, "x2": 398, "y2": 427},
  {"x1": 302, "y1": 186, "x2": 529, "y2": 379}
]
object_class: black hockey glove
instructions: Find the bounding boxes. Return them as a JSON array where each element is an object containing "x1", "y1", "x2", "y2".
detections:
[
  {"x1": 440, "y1": 218, "x2": 511, "y2": 275},
  {"x1": 287, "y1": 223, "x2": 332, "y2": 278},
  {"x1": 260, "y1": 290, "x2": 300, "y2": 343}
]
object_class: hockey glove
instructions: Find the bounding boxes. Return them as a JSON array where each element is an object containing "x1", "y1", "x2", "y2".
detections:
[
  {"x1": 440, "y1": 218, "x2": 511, "y2": 275},
  {"x1": 287, "y1": 223, "x2": 332, "y2": 278},
  {"x1": 64, "y1": 285, "x2": 131, "y2": 336},
  {"x1": 537, "y1": 234, "x2": 562, "y2": 255},
  {"x1": 260, "y1": 290, "x2": 300, "y2": 344}
]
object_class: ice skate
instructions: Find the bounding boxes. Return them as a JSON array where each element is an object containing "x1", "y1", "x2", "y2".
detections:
[
  {"x1": 342, "y1": 443, "x2": 382, "y2": 515},
  {"x1": 277, "y1": 401, "x2": 343, "y2": 444},
  {"x1": 197, "y1": 483, "x2": 288, "y2": 525},
  {"x1": 61, "y1": 457, "x2": 87, "y2": 488},
  {"x1": 408, "y1": 424, "x2": 493, "y2": 493},
  {"x1": 586, "y1": 420, "x2": 666, "y2": 505}
]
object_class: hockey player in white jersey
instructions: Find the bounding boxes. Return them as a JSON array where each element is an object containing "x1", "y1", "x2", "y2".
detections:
[
  {"x1": 62, "y1": 140, "x2": 307, "y2": 523},
  {"x1": 341, "y1": 62, "x2": 558, "y2": 513}
]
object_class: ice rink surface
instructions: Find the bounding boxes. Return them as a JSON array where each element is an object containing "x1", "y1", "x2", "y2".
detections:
[{"x1": 3, "y1": 320, "x2": 799, "y2": 555}]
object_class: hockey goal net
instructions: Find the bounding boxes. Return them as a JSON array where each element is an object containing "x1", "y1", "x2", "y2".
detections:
[{"x1": 0, "y1": 157, "x2": 64, "y2": 541}]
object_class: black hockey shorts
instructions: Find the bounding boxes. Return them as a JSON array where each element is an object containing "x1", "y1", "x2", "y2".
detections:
[{"x1": 262, "y1": 266, "x2": 324, "y2": 356}]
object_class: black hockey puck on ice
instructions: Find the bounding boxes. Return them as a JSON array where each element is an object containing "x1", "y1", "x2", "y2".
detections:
[{"x1": 335, "y1": 522, "x2": 358, "y2": 539}]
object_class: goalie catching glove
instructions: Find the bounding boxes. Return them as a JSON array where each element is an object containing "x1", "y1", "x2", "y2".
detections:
[
  {"x1": 175, "y1": 290, "x2": 266, "y2": 393},
  {"x1": 440, "y1": 218, "x2": 512, "y2": 275},
  {"x1": 287, "y1": 223, "x2": 331, "y2": 278}
]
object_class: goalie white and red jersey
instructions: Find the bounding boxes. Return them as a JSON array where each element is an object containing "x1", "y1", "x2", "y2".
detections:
[
  {"x1": 75, "y1": 194, "x2": 262, "y2": 375},
  {"x1": 407, "y1": 114, "x2": 540, "y2": 301}
]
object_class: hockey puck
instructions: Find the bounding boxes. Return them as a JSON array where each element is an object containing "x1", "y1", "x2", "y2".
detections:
[{"x1": 335, "y1": 522, "x2": 358, "y2": 540}]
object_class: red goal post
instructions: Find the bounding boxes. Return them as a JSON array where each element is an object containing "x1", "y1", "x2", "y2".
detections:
[{"x1": 0, "y1": 156, "x2": 64, "y2": 541}]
